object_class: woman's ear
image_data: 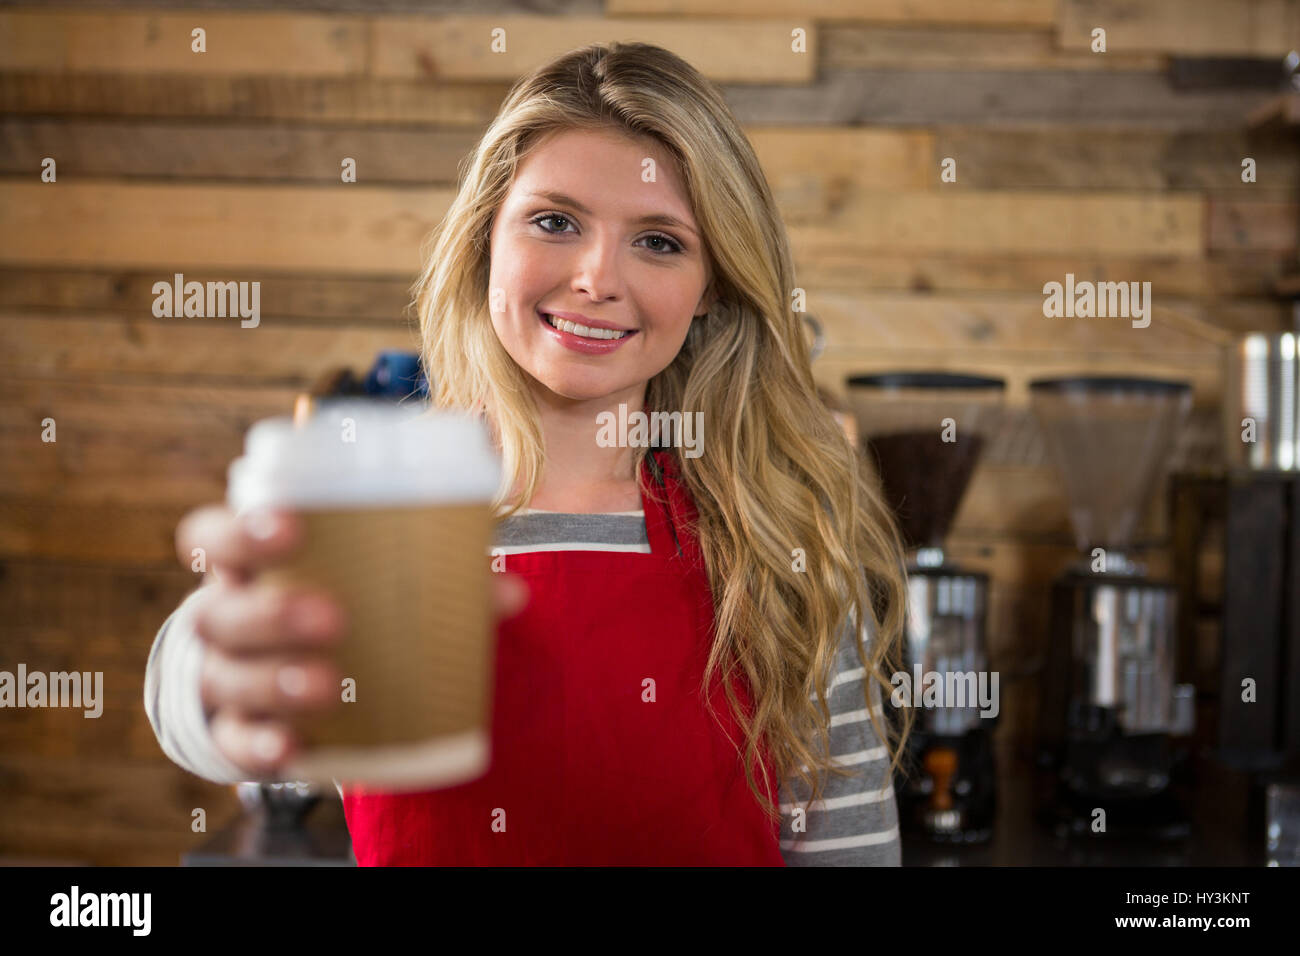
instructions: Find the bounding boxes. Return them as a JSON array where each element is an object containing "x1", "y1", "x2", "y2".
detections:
[{"x1": 695, "y1": 280, "x2": 717, "y2": 318}]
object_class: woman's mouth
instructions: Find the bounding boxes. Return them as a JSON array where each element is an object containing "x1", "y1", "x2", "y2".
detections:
[
  {"x1": 540, "y1": 312, "x2": 631, "y2": 339},
  {"x1": 538, "y1": 311, "x2": 638, "y2": 354}
]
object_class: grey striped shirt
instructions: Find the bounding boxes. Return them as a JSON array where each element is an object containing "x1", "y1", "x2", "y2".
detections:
[{"x1": 144, "y1": 508, "x2": 901, "y2": 866}]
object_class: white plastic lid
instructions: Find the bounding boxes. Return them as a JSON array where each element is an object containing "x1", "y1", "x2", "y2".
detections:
[{"x1": 227, "y1": 401, "x2": 502, "y2": 513}]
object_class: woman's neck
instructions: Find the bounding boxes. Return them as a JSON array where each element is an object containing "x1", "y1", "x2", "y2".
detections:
[{"x1": 514, "y1": 381, "x2": 646, "y2": 513}]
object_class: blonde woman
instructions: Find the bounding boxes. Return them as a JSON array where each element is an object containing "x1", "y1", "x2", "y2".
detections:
[{"x1": 146, "y1": 41, "x2": 912, "y2": 865}]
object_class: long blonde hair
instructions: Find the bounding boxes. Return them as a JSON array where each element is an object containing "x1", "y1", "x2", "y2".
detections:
[{"x1": 412, "y1": 41, "x2": 913, "y2": 823}]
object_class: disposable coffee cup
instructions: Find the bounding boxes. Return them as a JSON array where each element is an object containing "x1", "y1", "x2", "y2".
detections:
[{"x1": 227, "y1": 401, "x2": 502, "y2": 792}]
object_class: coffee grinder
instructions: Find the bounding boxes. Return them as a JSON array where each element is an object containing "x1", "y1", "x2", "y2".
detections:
[
  {"x1": 1029, "y1": 376, "x2": 1198, "y2": 839},
  {"x1": 846, "y1": 372, "x2": 1005, "y2": 843}
]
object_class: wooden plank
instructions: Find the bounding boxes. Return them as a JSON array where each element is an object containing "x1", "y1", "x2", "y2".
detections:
[
  {"x1": 0, "y1": 559, "x2": 202, "y2": 760},
  {"x1": 1208, "y1": 198, "x2": 1299, "y2": 252},
  {"x1": 793, "y1": 250, "x2": 1294, "y2": 299},
  {"x1": 0, "y1": 181, "x2": 451, "y2": 274},
  {"x1": 746, "y1": 127, "x2": 934, "y2": 192},
  {"x1": 1169, "y1": 56, "x2": 1293, "y2": 92},
  {"x1": 823, "y1": 24, "x2": 1163, "y2": 71},
  {"x1": 0, "y1": 315, "x2": 416, "y2": 384},
  {"x1": 1057, "y1": 0, "x2": 1300, "y2": 57},
  {"x1": 0, "y1": 11, "x2": 369, "y2": 76},
  {"x1": 0, "y1": 72, "x2": 513, "y2": 126},
  {"x1": 786, "y1": 190, "x2": 1204, "y2": 257},
  {"x1": 0, "y1": 433, "x2": 227, "y2": 506},
  {"x1": 0, "y1": 118, "x2": 481, "y2": 185},
  {"x1": 0, "y1": 121, "x2": 931, "y2": 190},
  {"x1": 0, "y1": 753, "x2": 240, "y2": 867},
  {"x1": 0, "y1": 379, "x2": 300, "y2": 434},
  {"x1": 810, "y1": 291, "x2": 1238, "y2": 357},
  {"x1": 609, "y1": 0, "x2": 1057, "y2": 27},
  {"x1": 0, "y1": 833, "x2": 181, "y2": 868},
  {"x1": 3, "y1": 66, "x2": 1268, "y2": 131},
  {"x1": 29, "y1": 0, "x2": 593, "y2": 10},
  {"x1": 0, "y1": 647, "x2": 179, "y2": 763},
  {"x1": 0, "y1": 9, "x2": 816, "y2": 84},
  {"x1": 371, "y1": 16, "x2": 815, "y2": 83},
  {"x1": 0, "y1": 823, "x2": 211, "y2": 868},
  {"x1": 721, "y1": 69, "x2": 1281, "y2": 129},
  {"x1": 23, "y1": 0, "x2": 597, "y2": 11},
  {"x1": 1, "y1": 561, "x2": 192, "y2": 648},
  {"x1": 0, "y1": 181, "x2": 1203, "y2": 271},
  {"x1": 0, "y1": 497, "x2": 187, "y2": 564},
  {"x1": 0, "y1": 379, "x2": 299, "y2": 504},
  {"x1": 0, "y1": 268, "x2": 411, "y2": 321},
  {"x1": 933, "y1": 126, "x2": 1300, "y2": 194}
]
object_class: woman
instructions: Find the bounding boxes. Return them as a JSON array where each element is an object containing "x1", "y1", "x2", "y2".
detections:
[{"x1": 146, "y1": 42, "x2": 912, "y2": 865}]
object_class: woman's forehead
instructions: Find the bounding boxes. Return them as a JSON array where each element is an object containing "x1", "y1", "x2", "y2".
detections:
[{"x1": 510, "y1": 130, "x2": 691, "y2": 211}]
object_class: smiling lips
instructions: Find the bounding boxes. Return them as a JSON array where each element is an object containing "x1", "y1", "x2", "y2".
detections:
[
  {"x1": 542, "y1": 312, "x2": 629, "y2": 340},
  {"x1": 537, "y1": 310, "x2": 638, "y2": 354}
]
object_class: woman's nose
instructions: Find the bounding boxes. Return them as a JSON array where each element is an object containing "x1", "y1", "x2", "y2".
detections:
[{"x1": 567, "y1": 238, "x2": 623, "y2": 300}]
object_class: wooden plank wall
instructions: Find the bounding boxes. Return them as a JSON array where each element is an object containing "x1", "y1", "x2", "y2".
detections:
[{"x1": 1, "y1": 1, "x2": 1295, "y2": 864}]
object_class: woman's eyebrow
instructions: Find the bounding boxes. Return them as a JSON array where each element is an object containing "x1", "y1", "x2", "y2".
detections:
[{"x1": 523, "y1": 190, "x2": 698, "y2": 237}]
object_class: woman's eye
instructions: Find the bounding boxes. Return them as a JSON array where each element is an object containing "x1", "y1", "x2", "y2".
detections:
[
  {"x1": 530, "y1": 214, "x2": 683, "y2": 255},
  {"x1": 642, "y1": 234, "x2": 684, "y2": 255},
  {"x1": 533, "y1": 214, "x2": 573, "y2": 234}
]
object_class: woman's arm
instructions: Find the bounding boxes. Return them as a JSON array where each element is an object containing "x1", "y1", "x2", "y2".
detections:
[
  {"x1": 777, "y1": 616, "x2": 902, "y2": 866},
  {"x1": 143, "y1": 586, "x2": 258, "y2": 785}
]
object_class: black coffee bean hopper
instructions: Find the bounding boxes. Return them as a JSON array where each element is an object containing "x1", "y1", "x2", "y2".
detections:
[{"x1": 845, "y1": 372, "x2": 1006, "y2": 844}]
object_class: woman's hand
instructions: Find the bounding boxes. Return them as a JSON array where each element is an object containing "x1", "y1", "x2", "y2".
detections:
[{"x1": 174, "y1": 504, "x2": 529, "y2": 778}]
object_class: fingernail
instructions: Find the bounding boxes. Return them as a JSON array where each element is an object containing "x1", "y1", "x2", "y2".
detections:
[
  {"x1": 244, "y1": 509, "x2": 279, "y2": 542},
  {"x1": 278, "y1": 666, "x2": 308, "y2": 698},
  {"x1": 253, "y1": 729, "x2": 282, "y2": 761}
]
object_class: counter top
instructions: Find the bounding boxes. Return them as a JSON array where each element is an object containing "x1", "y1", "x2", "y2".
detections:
[{"x1": 902, "y1": 752, "x2": 1269, "y2": 867}]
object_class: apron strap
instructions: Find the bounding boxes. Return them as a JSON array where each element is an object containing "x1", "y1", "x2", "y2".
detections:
[{"x1": 641, "y1": 450, "x2": 686, "y2": 558}]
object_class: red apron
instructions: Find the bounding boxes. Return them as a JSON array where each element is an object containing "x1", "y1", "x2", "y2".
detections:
[{"x1": 340, "y1": 450, "x2": 786, "y2": 865}]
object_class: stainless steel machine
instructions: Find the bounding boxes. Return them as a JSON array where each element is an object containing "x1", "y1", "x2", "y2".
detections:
[{"x1": 1030, "y1": 376, "x2": 1198, "y2": 839}]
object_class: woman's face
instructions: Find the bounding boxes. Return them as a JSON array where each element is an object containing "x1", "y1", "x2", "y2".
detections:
[{"x1": 487, "y1": 127, "x2": 714, "y2": 405}]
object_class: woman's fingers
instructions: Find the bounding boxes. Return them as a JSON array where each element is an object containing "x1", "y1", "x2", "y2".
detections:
[
  {"x1": 200, "y1": 645, "x2": 342, "y2": 720},
  {"x1": 191, "y1": 581, "x2": 346, "y2": 655},
  {"x1": 176, "y1": 504, "x2": 303, "y2": 580},
  {"x1": 493, "y1": 572, "x2": 529, "y2": 619},
  {"x1": 209, "y1": 711, "x2": 303, "y2": 777}
]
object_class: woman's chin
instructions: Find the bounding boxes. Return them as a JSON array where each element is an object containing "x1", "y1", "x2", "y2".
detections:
[{"x1": 531, "y1": 374, "x2": 634, "y2": 405}]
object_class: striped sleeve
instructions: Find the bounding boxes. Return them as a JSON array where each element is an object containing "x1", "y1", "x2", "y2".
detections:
[
  {"x1": 777, "y1": 616, "x2": 902, "y2": 866},
  {"x1": 143, "y1": 585, "x2": 257, "y2": 785}
]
